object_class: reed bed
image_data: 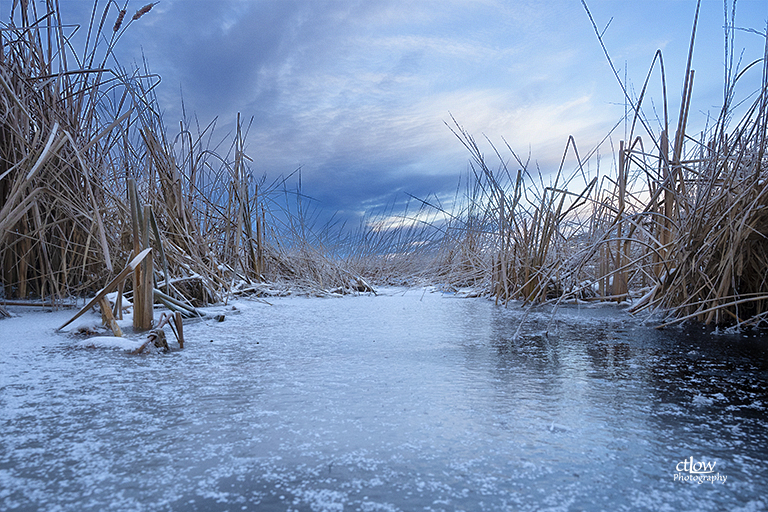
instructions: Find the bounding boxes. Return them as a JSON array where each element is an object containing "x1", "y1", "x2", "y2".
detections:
[
  {"x1": 0, "y1": 1, "x2": 370, "y2": 310},
  {"x1": 431, "y1": 1, "x2": 768, "y2": 328},
  {"x1": 2, "y1": 1, "x2": 767, "y2": 330},
  {"x1": 1, "y1": 0, "x2": 126, "y2": 301}
]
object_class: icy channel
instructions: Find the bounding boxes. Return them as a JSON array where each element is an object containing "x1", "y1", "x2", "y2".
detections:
[{"x1": 1, "y1": 288, "x2": 767, "y2": 511}]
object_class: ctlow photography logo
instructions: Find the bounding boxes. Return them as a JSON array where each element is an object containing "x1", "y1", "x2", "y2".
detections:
[{"x1": 674, "y1": 456, "x2": 727, "y2": 484}]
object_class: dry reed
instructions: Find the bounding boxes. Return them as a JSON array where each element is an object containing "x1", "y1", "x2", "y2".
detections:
[
  {"x1": 0, "y1": 2, "x2": 301, "y2": 308},
  {"x1": 429, "y1": 0, "x2": 768, "y2": 328},
  {"x1": 2, "y1": 0, "x2": 766, "y2": 332}
]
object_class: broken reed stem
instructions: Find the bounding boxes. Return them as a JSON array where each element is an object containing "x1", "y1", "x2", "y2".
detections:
[
  {"x1": 174, "y1": 311, "x2": 184, "y2": 348},
  {"x1": 140, "y1": 204, "x2": 154, "y2": 330},
  {"x1": 98, "y1": 296, "x2": 123, "y2": 337},
  {"x1": 128, "y1": 179, "x2": 144, "y2": 330}
]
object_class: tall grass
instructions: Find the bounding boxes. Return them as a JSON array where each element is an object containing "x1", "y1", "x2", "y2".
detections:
[
  {"x1": 0, "y1": 0, "x2": 414, "y2": 305},
  {"x1": 2, "y1": 1, "x2": 766, "y2": 330},
  {"x1": 431, "y1": 0, "x2": 768, "y2": 328},
  {"x1": 0, "y1": 0, "x2": 129, "y2": 300},
  {"x1": 1, "y1": 1, "x2": 352, "y2": 307}
]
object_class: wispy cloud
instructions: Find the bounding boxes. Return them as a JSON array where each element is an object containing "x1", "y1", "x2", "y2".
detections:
[{"x1": 63, "y1": 0, "x2": 768, "y2": 225}]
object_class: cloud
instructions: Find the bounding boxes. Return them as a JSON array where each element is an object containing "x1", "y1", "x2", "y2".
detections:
[
  {"x1": 61, "y1": 0, "x2": 767, "y2": 230},
  {"x1": 104, "y1": 1, "x2": 616, "y2": 218}
]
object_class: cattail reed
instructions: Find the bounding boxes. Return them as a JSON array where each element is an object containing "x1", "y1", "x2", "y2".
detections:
[
  {"x1": 113, "y1": 9, "x2": 126, "y2": 32},
  {"x1": 425, "y1": 1, "x2": 768, "y2": 328},
  {"x1": 132, "y1": 3, "x2": 155, "y2": 21}
]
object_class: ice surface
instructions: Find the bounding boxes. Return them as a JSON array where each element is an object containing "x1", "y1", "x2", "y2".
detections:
[{"x1": 1, "y1": 287, "x2": 767, "y2": 511}]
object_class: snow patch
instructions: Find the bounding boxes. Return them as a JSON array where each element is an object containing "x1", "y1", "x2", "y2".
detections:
[{"x1": 73, "y1": 336, "x2": 144, "y2": 351}]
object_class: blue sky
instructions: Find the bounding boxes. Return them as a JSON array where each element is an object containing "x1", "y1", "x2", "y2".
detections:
[{"x1": 58, "y1": 0, "x2": 767, "y2": 226}]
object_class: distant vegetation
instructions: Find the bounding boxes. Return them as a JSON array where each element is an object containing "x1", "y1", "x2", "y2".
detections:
[{"x1": 1, "y1": 1, "x2": 766, "y2": 328}]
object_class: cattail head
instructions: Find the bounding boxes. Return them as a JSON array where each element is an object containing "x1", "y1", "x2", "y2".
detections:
[
  {"x1": 132, "y1": 3, "x2": 156, "y2": 21},
  {"x1": 113, "y1": 9, "x2": 126, "y2": 32}
]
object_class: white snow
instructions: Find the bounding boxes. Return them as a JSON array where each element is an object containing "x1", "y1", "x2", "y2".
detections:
[{"x1": 73, "y1": 336, "x2": 145, "y2": 351}]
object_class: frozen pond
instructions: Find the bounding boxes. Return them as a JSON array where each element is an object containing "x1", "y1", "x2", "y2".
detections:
[{"x1": 1, "y1": 288, "x2": 767, "y2": 511}]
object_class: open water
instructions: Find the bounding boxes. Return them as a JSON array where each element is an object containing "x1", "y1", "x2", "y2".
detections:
[{"x1": 1, "y1": 288, "x2": 767, "y2": 511}]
